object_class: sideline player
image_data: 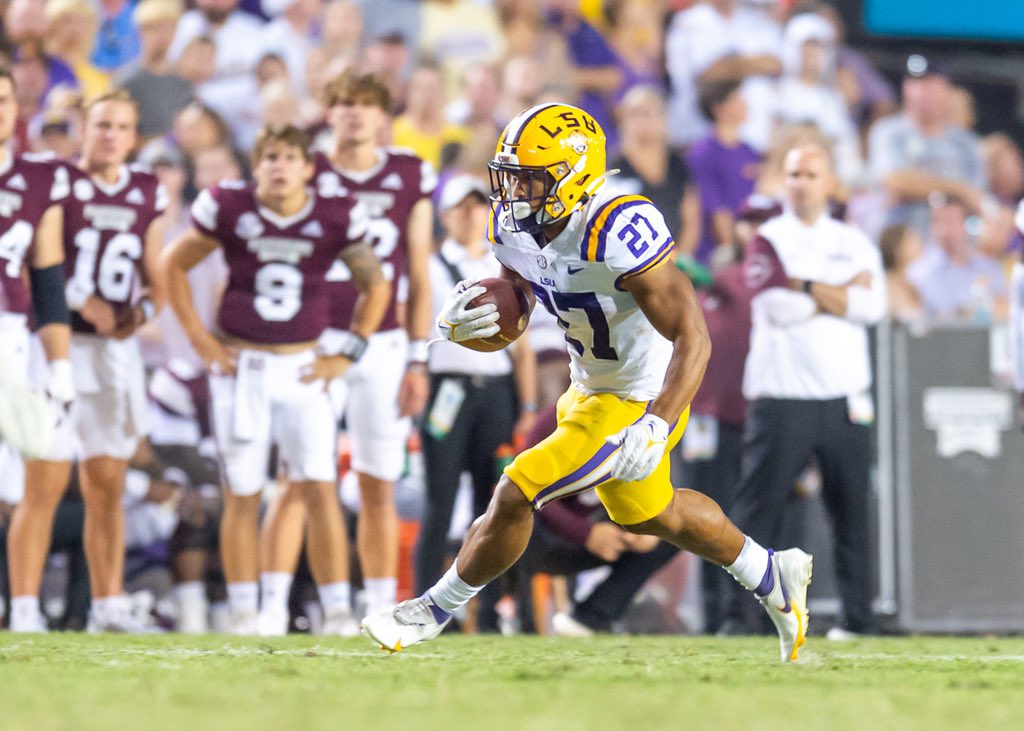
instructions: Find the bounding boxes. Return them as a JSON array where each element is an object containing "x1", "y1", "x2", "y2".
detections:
[
  {"x1": 0, "y1": 67, "x2": 76, "y2": 633},
  {"x1": 8, "y1": 91, "x2": 167, "y2": 632},
  {"x1": 362, "y1": 104, "x2": 813, "y2": 662},
  {"x1": 159, "y1": 125, "x2": 390, "y2": 634},
  {"x1": 260, "y1": 72, "x2": 435, "y2": 621}
]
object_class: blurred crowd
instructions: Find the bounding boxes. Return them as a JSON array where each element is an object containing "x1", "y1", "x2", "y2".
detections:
[{"x1": 0, "y1": 0, "x2": 1021, "y2": 635}]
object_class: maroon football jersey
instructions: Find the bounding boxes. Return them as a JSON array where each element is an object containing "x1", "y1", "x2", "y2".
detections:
[
  {"x1": 314, "y1": 148, "x2": 435, "y2": 331},
  {"x1": 0, "y1": 154, "x2": 70, "y2": 315},
  {"x1": 63, "y1": 165, "x2": 167, "y2": 334},
  {"x1": 191, "y1": 181, "x2": 369, "y2": 344}
]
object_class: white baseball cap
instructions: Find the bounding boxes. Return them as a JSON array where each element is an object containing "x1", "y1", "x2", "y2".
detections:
[{"x1": 439, "y1": 174, "x2": 489, "y2": 213}]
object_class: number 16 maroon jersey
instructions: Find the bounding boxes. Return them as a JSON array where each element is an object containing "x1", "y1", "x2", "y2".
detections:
[{"x1": 62, "y1": 164, "x2": 167, "y2": 333}]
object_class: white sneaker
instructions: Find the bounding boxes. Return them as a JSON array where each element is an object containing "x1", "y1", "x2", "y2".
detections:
[
  {"x1": 361, "y1": 596, "x2": 451, "y2": 653},
  {"x1": 9, "y1": 610, "x2": 48, "y2": 633},
  {"x1": 551, "y1": 612, "x2": 594, "y2": 638},
  {"x1": 320, "y1": 608, "x2": 359, "y2": 637},
  {"x1": 257, "y1": 607, "x2": 289, "y2": 637},
  {"x1": 825, "y1": 627, "x2": 861, "y2": 642},
  {"x1": 229, "y1": 609, "x2": 259, "y2": 636},
  {"x1": 90, "y1": 595, "x2": 149, "y2": 633},
  {"x1": 758, "y1": 548, "x2": 813, "y2": 662}
]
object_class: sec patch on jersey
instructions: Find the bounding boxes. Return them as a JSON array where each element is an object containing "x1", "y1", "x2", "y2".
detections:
[{"x1": 460, "y1": 277, "x2": 530, "y2": 352}]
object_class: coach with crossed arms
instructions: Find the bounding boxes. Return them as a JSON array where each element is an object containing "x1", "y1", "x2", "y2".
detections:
[{"x1": 722, "y1": 144, "x2": 886, "y2": 639}]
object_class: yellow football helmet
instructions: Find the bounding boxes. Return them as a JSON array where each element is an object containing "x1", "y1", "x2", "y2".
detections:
[{"x1": 488, "y1": 103, "x2": 607, "y2": 235}]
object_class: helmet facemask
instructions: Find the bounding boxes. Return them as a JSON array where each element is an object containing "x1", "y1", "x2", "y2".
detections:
[{"x1": 487, "y1": 156, "x2": 574, "y2": 236}]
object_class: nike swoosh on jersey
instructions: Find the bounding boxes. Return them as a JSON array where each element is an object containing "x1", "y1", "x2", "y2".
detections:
[{"x1": 568, "y1": 266, "x2": 584, "y2": 274}]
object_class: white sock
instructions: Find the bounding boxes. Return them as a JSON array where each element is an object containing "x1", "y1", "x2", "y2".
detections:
[
  {"x1": 259, "y1": 572, "x2": 293, "y2": 613},
  {"x1": 363, "y1": 577, "x2": 397, "y2": 614},
  {"x1": 318, "y1": 581, "x2": 352, "y2": 614},
  {"x1": 428, "y1": 562, "x2": 484, "y2": 614},
  {"x1": 9, "y1": 595, "x2": 41, "y2": 631},
  {"x1": 174, "y1": 582, "x2": 209, "y2": 634},
  {"x1": 725, "y1": 536, "x2": 772, "y2": 593},
  {"x1": 226, "y1": 582, "x2": 259, "y2": 616}
]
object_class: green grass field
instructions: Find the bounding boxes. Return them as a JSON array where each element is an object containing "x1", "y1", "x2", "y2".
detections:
[{"x1": 2, "y1": 633, "x2": 1023, "y2": 731}]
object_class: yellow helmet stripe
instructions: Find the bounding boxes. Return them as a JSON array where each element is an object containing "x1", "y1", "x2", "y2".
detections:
[{"x1": 583, "y1": 194, "x2": 649, "y2": 262}]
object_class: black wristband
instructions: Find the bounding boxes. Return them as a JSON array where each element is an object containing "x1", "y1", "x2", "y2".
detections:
[{"x1": 802, "y1": 279, "x2": 814, "y2": 295}]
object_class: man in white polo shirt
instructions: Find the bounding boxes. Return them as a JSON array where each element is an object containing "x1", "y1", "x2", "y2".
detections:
[{"x1": 722, "y1": 144, "x2": 886, "y2": 639}]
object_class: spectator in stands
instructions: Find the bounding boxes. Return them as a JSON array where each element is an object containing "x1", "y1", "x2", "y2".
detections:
[
  {"x1": 44, "y1": 0, "x2": 109, "y2": 99},
  {"x1": 177, "y1": 36, "x2": 217, "y2": 87},
  {"x1": 812, "y1": 2, "x2": 895, "y2": 131},
  {"x1": 361, "y1": 31, "x2": 412, "y2": 112},
  {"x1": 723, "y1": 143, "x2": 885, "y2": 639},
  {"x1": 123, "y1": 0, "x2": 192, "y2": 141},
  {"x1": 607, "y1": 85, "x2": 699, "y2": 258},
  {"x1": 775, "y1": 11, "x2": 863, "y2": 187},
  {"x1": 418, "y1": 0, "x2": 505, "y2": 102},
  {"x1": 172, "y1": 102, "x2": 232, "y2": 161},
  {"x1": 868, "y1": 54, "x2": 987, "y2": 238},
  {"x1": 168, "y1": 0, "x2": 265, "y2": 80},
  {"x1": 392, "y1": 59, "x2": 469, "y2": 171},
  {"x1": 879, "y1": 224, "x2": 925, "y2": 322},
  {"x1": 515, "y1": 407, "x2": 677, "y2": 637},
  {"x1": 6, "y1": 0, "x2": 79, "y2": 100},
  {"x1": 260, "y1": 79, "x2": 301, "y2": 128},
  {"x1": 665, "y1": 0, "x2": 782, "y2": 150},
  {"x1": 688, "y1": 80, "x2": 761, "y2": 265},
  {"x1": 320, "y1": 0, "x2": 364, "y2": 63},
  {"x1": 415, "y1": 176, "x2": 537, "y2": 629},
  {"x1": 907, "y1": 194, "x2": 1008, "y2": 321},
  {"x1": 258, "y1": 0, "x2": 319, "y2": 95},
  {"x1": 92, "y1": 0, "x2": 141, "y2": 71},
  {"x1": 446, "y1": 64, "x2": 502, "y2": 135}
]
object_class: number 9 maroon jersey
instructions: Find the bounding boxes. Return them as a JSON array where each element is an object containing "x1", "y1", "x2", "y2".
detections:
[
  {"x1": 191, "y1": 181, "x2": 370, "y2": 344},
  {"x1": 63, "y1": 165, "x2": 168, "y2": 333},
  {"x1": 314, "y1": 149, "x2": 436, "y2": 331},
  {"x1": 0, "y1": 155, "x2": 70, "y2": 315}
]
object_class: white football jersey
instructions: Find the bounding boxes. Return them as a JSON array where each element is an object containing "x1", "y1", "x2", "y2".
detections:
[{"x1": 489, "y1": 187, "x2": 676, "y2": 401}]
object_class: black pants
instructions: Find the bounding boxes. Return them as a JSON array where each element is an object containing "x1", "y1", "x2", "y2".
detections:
[
  {"x1": 415, "y1": 373, "x2": 517, "y2": 604},
  {"x1": 517, "y1": 520, "x2": 678, "y2": 632},
  {"x1": 726, "y1": 398, "x2": 874, "y2": 633},
  {"x1": 678, "y1": 421, "x2": 743, "y2": 634}
]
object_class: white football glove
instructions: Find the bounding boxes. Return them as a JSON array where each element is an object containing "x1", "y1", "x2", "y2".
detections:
[
  {"x1": 46, "y1": 358, "x2": 75, "y2": 406},
  {"x1": 436, "y1": 279, "x2": 501, "y2": 343},
  {"x1": 607, "y1": 413, "x2": 670, "y2": 482}
]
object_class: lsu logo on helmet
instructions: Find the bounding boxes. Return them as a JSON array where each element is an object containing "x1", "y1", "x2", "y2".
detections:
[{"x1": 488, "y1": 103, "x2": 607, "y2": 235}]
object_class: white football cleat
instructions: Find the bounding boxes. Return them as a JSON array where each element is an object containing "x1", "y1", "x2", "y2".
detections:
[
  {"x1": 228, "y1": 609, "x2": 259, "y2": 636},
  {"x1": 320, "y1": 608, "x2": 360, "y2": 637},
  {"x1": 759, "y1": 548, "x2": 813, "y2": 662},
  {"x1": 8, "y1": 609, "x2": 48, "y2": 633},
  {"x1": 361, "y1": 596, "x2": 451, "y2": 653},
  {"x1": 551, "y1": 612, "x2": 594, "y2": 638},
  {"x1": 257, "y1": 607, "x2": 289, "y2": 637}
]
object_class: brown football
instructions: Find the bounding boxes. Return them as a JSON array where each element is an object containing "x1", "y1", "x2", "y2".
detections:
[{"x1": 461, "y1": 277, "x2": 531, "y2": 352}]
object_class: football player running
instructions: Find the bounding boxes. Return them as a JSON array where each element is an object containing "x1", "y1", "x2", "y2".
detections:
[
  {"x1": 362, "y1": 104, "x2": 813, "y2": 662},
  {"x1": 259, "y1": 72, "x2": 435, "y2": 624},
  {"x1": 0, "y1": 68, "x2": 75, "y2": 633},
  {"x1": 8, "y1": 91, "x2": 168, "y2": 632},
  {"x1": 160, "y1": 126, "x2": 389, "y2": 635}
]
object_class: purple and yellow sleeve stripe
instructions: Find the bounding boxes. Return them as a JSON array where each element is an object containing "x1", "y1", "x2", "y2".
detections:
[
  {"x1": 614, "y1": 237, "x2": 676, "y2": 291},
  {"x1": 581, "y1": 194, "x2": 650, "y2": 262},
  {"x1": 486, "y1": 204, "x2": 503, "y2": 246}
]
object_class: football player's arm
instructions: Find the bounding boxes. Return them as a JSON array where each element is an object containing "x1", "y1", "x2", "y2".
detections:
[
  {"x1": 339, "y1": 240, "x2": 389, "y2": 340},
  {"x1": 30, "y1": 203, "x2": 70, "y2": 364},
  {"x1": 398, "y1": 197, "x2": 434, "y2": 416},
  {"x1": 624, "y1": 261, "x2": 711, "y2": 426},
  {"x1": 114, "y1": 214, "x2": 167, "y2": 338},
  {"x1": 159, "y1": 227, "x2": 236, "y2": 375}
]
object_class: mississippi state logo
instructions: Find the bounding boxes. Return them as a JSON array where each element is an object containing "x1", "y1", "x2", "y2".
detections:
[
  {"x1": 745, "y1": 252, "x2": 774, "y2": 290},
  {"x1": 235, "y1": 212, "x2": 264, "y2": 239}
]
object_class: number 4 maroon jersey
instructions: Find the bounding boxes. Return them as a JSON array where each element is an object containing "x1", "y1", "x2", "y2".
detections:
[
  {"x1": 63, "y1": 164, "x2": 167, "y2": 333},
  {"x1": 313, "y1": 148, "x2": 436, "y2": 331},
  {"x1": 0, "y1": 155, "x2": 70, "y2": 315},
  {"x1": 190, "y1": 181, "x2": 370, "y2": 345}
]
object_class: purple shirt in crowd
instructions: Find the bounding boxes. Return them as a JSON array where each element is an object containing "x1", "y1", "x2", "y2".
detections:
[{"x1": 687, "y1": 135, "x2": 760, "y2": 264}]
